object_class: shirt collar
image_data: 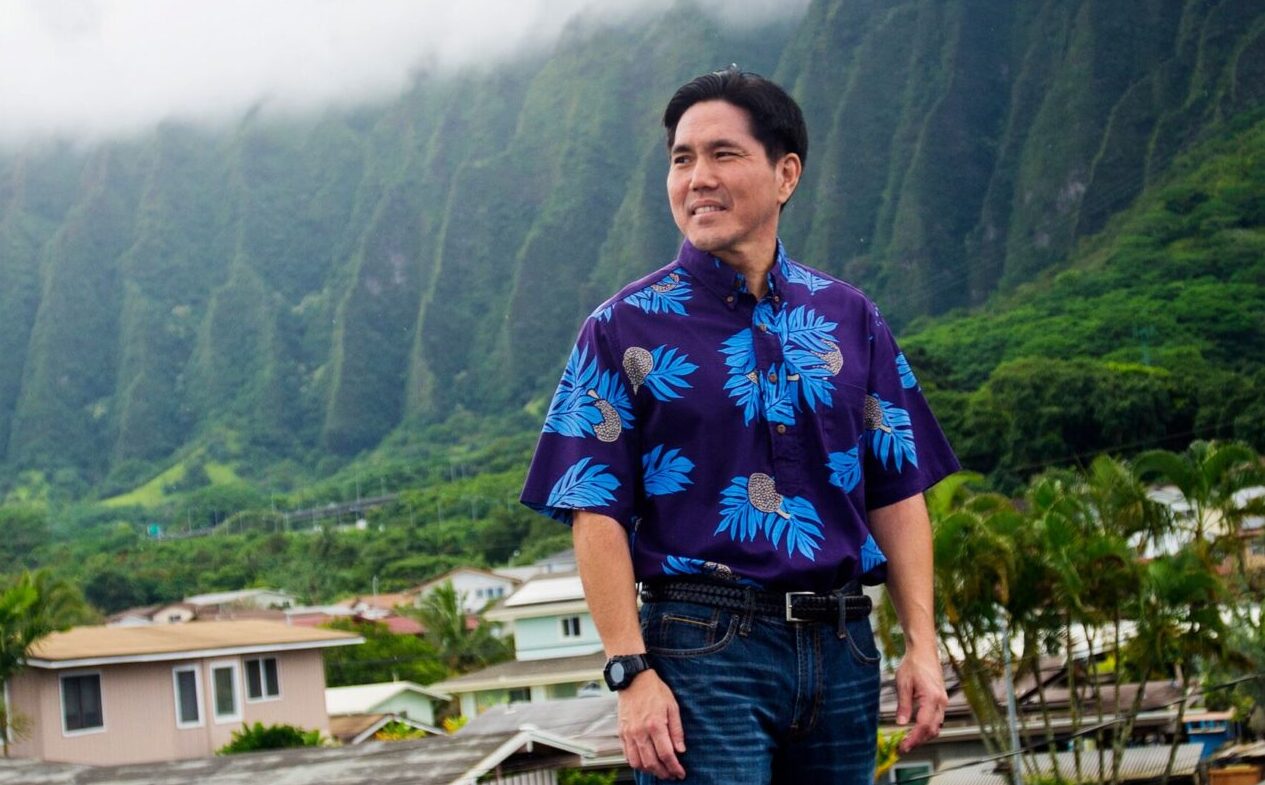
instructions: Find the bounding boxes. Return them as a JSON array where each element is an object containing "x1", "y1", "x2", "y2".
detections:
[{"x1": 675, "y1": 239, "x2": 791, "y2": 309}]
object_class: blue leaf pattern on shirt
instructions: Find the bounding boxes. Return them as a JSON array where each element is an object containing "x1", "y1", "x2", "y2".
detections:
[
  {"x1": 543, "y1": 345, "x2": 633, "y2": 440},
  {"x1": 896, "y1": 352, "x2": 918, "y2": 389},
  {"x1": 662, "y1": 555, "x2": 762, "y2": 586},
  {"x1": 591, "y1": 303, "x2": 613, "y2": 322},
  {"x1": 642, "y1": 445, "x2": 694, "y2": 496},
  {"x1": 860, "y1": 534, "x2": 888, "y2": 573},
  {"x1": 782, "y1": 260, "x2": 832, "y2": 293},
  {"x1": 760, "y1": 365, "x2": 797, "y2": 425},
  {"x1": 547, "y1": 457, "x2": 620, "y2": 509},
  {"x1": 867, "y1": 394, "x2": 918, "y2": 471},
  {"x1": 716, "y1": 475, "x2": 823, "y2": 561},
  {"x1": 774, "y1": 306, "x2": 837, "y2": 354},
  {"x1": 720, "y1": 329, "x2": 761, "y2": 425},
  {"x1": 827, "y1": 447, "x2": 862, "y2": 493},
  {"x1": 624, "y1": 270, "x2": 692, "y2": 315},
  {"x1": 777, "y1": 306, "x2": 839, "y2": 413},
  {"x1": 643, "y1": 346, "x2": 698, "y2": 401}
]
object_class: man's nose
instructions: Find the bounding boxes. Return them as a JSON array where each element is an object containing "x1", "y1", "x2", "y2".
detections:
[{"x1": 690, "y1": 158, "x2": 719, "y2": 189}]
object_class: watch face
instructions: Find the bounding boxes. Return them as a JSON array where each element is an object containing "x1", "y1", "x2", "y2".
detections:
[{"x1": 610, "y1": 661, "x2": 626, "y2": 684}]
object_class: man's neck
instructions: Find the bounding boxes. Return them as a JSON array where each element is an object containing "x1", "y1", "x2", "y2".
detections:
[{"x1": 714, "y1": 239, "x2": 778, "y2": 299}]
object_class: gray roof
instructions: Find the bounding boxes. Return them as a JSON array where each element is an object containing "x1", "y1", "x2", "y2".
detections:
[
  {"x1": 462, "y1": 695, "x2": 621, "y2": 758},
  {"x1": 930, "y1": 743, "x2": 1205, "y2": 785},
  {"x1": 432, "y1": 651, "x2": 605, "y2": 689},
  {"x1": 0, "y1": 730, "x2": 592, "y2": 785}
]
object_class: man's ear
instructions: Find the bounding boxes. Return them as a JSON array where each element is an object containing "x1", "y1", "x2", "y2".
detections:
[{"x1": 777, "y1": 153, "x2": 803, "y2": 205}]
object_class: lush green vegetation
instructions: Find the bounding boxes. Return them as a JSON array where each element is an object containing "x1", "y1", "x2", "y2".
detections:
[
  {"x1": 894, "y1": 441, "x2": 1265, "y2": 785},
  {"x1": 216, "y1": 722, "x2": 323, "y2": 755},
  {"x1": 1, "y1": 0, "x2": 1262, "y2": 500}
]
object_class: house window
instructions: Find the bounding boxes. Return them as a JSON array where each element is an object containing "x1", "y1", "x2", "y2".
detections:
[
  {"x1": 210, "y1": 662, "x2": 241, "y2": 722},
  {"x1": 60, "y1": 673, "x2": 104, "y2": 733},
  {"x1": 172, "y1": 666, "x2": 203, "y2": 727},
  {"x1": 508, "y1": 687, "x2": 531, "y2": 703},
  {"x1": 560, "y1": 616, "x2": 582, "y2": 638},
  {"x1": 245, "y1": 657, "x2": 280, "y2": 700}
]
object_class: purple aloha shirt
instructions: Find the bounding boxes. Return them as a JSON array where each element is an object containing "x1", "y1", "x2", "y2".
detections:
[{"x1": 521, "y1": 239, "x2": 959, "y2": 592}]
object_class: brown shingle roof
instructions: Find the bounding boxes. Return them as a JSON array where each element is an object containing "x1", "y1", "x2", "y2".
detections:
[{"x1": 28, "y1": 620, "x2": 360, "y2": 666}]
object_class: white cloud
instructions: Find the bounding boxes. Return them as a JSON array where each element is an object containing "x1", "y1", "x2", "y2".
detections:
[{"x1": 0, "y1": 0, "x2": 810, "y2": 146}]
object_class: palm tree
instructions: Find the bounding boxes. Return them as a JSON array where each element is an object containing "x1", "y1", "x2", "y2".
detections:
[
  {"x1": 0, "y1": 570, "x2": 89, "y2": 756},
  {"x1": 1134, "y1": 441, "x2": 1263, "y2": 568},
  {"x1": 411, "y1": 581, "x2": 511, "y2": 675}
]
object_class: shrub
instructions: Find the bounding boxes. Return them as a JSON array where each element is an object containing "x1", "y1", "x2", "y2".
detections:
[{"x1": 217, "y1": 722, "x2": 323, "y2": 755}]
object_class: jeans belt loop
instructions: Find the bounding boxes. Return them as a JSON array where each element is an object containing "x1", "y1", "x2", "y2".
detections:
[{"x1": 831, "y1": 588, "x2": 849, "y2": 640}]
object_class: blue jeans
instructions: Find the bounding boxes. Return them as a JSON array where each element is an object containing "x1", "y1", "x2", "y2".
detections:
[{"x1": 634, "y1": 599, "x2": 880, "y2": 785}]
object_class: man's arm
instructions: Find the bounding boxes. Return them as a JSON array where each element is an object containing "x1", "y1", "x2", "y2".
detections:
[
  {"x1": 867, "y1": 493, "x2": 947, "y2": 753},
  {"x1": 573, "y1": 511, "x2": 686, "y2": 780}
]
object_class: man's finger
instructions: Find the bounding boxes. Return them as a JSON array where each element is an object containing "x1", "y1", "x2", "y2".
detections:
[
  {"x1": 668, "y1": 699, "x2": 686, "y2": 753},
  {"x1": 650, "y1": 720, "x2": 686, "y2": 779},
  {"x1": 637, "y1": 735, "x2": 671, "y2": 780}
]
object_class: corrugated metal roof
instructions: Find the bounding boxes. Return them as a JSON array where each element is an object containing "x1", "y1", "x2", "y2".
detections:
[
  {"x1": 0, "y1": 730, "x2": 592, "y2": 785},
  {"x1": 931, "y1": 743, "x2": 1205, "y2": 785}
]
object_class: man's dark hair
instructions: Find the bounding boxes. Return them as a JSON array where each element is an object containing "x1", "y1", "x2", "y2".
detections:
[{"x1": 663, "y1": 67, "x2": 808, "y2": 166}]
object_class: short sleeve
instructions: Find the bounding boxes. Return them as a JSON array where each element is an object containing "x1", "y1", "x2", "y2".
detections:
[
  {"x1": 862, "y1": 307, "x2": 960, "y2": 509},
  {"x1": 520, "y1": 315, "x2": 641, "y2": 528}
]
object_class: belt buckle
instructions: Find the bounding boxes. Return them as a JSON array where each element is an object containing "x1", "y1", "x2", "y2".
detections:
[{"x1": 784, "y1": 591, "x2": 814, "y2": 622}]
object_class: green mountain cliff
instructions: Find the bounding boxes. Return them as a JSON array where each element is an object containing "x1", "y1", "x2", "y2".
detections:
[{"x1": 1, "y1": 0, "x2": 1262, "y2": 496}]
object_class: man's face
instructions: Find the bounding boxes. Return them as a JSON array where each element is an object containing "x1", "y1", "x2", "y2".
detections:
[{"x1": 667, "y1": 100, "x2": 800, "y2": 265}]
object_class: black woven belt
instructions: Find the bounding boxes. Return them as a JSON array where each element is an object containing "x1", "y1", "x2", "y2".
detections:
[{"x1": 640, "y1": 579, "x2": 872, "y2": 623}]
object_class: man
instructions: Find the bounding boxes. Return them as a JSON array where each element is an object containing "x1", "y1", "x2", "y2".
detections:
[{"x1": 521, "y1": 68, "x2": 958, "y2": 784}]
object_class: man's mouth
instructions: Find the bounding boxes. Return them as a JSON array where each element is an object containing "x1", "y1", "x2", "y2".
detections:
[{"x1": 692, "y1": 204, "x2": 724, "y2": 216}]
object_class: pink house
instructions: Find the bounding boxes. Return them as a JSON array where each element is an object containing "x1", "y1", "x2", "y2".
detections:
[{"x1": 5, "y1": 620, "x2": 361, "y2": 765}]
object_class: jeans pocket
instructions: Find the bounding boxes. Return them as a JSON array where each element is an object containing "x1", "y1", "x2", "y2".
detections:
[
  {"x1": 845, "y1": 618, "x2": 881, "y2": 666},
  {"x1": 643, "y1": 602, "x2": 739, "y2": 658}
]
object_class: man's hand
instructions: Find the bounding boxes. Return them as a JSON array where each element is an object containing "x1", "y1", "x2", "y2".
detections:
[
  {"x1": 618, "y1": 669, "x2": 686, "y2": 780},
  {"x1": 893, "y1": 646, "x2": 947, "y2": 753}
]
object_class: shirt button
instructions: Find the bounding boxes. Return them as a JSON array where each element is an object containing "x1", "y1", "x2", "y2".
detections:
[
  {"x1": 768, "y1": 371, "x2": 778, "y2": 383},
  {"x1": 725, "y1": 295, "x2": 735, "y2": 304},
  {"x1": 758, "y1": 323, "x2": 769, "y2": 333},
  {"x1": 776, "y1": 424, "x2": 787, "y2": 435}
]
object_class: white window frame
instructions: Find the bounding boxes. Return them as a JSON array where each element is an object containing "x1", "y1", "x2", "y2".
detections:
[
  {"x1": 244, "y1": 656, "x2": 282, "y2": 703},
  {"x1": 59, "y1": 670, "x2": 106, "y2": 737},
  {"x1": 560, "y1": 616, "x2": 582, "y2": 638},
  {"x1": 172, "y1": 665, "x2": 204, "y2": 729},
  {"x1": 209, "y1": 659, "x2": 242, "y2": 724}
]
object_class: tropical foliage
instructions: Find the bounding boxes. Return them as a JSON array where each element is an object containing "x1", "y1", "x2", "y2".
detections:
[
  {"x1": 914, "y1": 442, "x2": 1265, "y2": 785},
  {"x1": 0, "y1": 571, "x2": 95, "y2": 755},
  {"x1": 217, "y1": 722, "x2": 322, "y2": 755}
]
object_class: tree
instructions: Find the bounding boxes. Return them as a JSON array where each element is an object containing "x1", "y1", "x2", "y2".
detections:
[
  {"x1": 0, "y1": 571, "x2": 93, "y2": 756},
  {"x1": 320, "y1": 618, "x2": 445, "y2": 687},
  {"x1": 410, "y1": 581, "x2": 512, "y2": 675}
]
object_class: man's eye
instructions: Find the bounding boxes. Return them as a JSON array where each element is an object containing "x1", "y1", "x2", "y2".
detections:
[{"x1": 672, "y1": 156, "x2": 690, "y2": 165}]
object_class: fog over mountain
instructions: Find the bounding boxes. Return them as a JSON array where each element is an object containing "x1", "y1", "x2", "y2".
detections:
[{"x1": 0, "y1": 0, "x2": 810, "y2": 145}]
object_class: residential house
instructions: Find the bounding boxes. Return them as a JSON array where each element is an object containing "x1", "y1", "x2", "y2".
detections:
[
  {"x1": 325, "y1": 681, "x2": 451, "y2": 732},
  {"x1": 106, "y1": 602, "x2": 198, "y2": 627},
  {"x1": 5, "y1": 620, "x2": 361, "y2": 765},
  {"x1": 412, "y1": 568, "x2": 521, "y2": 615},
  {"x1": 184, "y1": 588, "x2": 297, "y2": 612},
  {"x1": 430, "y1": 573, "x2": 606, "y2": 717}
]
